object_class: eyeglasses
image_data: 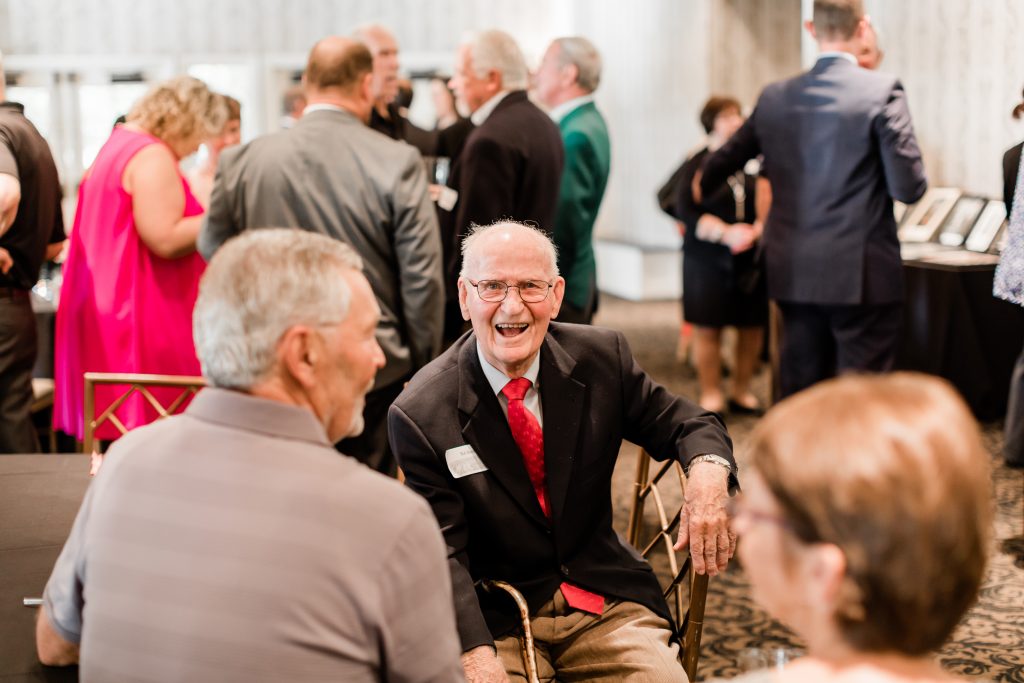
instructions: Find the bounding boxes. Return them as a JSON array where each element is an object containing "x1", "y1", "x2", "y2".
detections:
[
  {"x1": 726, "y1": 497, "x2": 794, "y2": 534},
  {"x1": 468, "y1": 279, "x2": 553, "y2": 303}
]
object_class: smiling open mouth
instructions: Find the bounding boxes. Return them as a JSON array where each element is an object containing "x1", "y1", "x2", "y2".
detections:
[{"x1": 496, "y1": 322, "x2": 528, "y2": 337}]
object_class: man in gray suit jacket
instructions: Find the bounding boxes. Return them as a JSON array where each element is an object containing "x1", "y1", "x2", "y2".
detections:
[
  {"x1": 199, "y1": 37, "x2": 444, "y2": 474},
  {"x1": 701, "y1": 0, "x2": 927, "y2": 398}
]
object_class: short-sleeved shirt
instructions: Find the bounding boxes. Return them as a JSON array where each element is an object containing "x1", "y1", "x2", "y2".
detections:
[
  {"x1": 43, "y1": 387, "x2": 464, "y2": 682},
  {"x1": 0, "y1": 101, "x2": 64, "y2": 290}
]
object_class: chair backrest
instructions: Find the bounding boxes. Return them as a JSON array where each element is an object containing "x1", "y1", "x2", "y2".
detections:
[
  {"x1": 626, "y1": 448, "x2": 710, "y2": 682},
  {"x1": 83, "y1": 372, "x2": 207, "y2": 455}
]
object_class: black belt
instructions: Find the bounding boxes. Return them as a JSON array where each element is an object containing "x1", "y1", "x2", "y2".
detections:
[{"x1": 0, "y1": 287, "x2": 30, "y2": 300}]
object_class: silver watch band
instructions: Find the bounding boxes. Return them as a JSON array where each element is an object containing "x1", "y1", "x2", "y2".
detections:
[{"x1": 686, "y1": 453, "x2": 733, "y2": 476}]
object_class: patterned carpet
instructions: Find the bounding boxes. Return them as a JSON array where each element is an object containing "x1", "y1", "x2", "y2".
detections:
[{"x1": 592, "y1": 296, "x2": 1024, "y2": 682}]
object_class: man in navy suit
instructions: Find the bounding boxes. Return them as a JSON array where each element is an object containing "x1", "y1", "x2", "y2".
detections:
[
  {"x1": 701, "y1": 0, "x2": 927, "y2": 397},
  {"x1": 440, "y1": 30, "x2": 564, "y2": 341},
  {"x1": 389, "y1": 221, "x2": 734, "y2": 682}
]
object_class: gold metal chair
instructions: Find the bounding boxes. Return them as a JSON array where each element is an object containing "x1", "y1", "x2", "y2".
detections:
[
  {"x1": 626, "y1": 448, "x2": 710, "y2": 682},
  {"x1": 83, "y1": 372, "x2": 207, "y2": 455},
  {"x1": 481, "y1": 580, "x2": 541, "y2": 683}
]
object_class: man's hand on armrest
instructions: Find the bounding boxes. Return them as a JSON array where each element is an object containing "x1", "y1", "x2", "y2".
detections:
[
  {"x1": 461, "y1": 644, "x2": 510, "y2": 683},
  {"x1": 674, "y1": 460, "x2": 735, "y2": 577},
  {"x1": 36, "y1": 609, "x2": 79, "y2": 667}
]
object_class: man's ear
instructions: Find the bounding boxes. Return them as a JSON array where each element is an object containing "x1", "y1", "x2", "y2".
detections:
[
  {"x1": 279, "y1": 326, "x2": 318, "y2": 390},
  {"x1": 487, "y1": 69, "x2": 503, "y2": 95},
  {"x1": 804, "y1": 19, "x2": 817, "y2": 40},
  {"x1": 563, "y1": 63, "x2": 580, "y2": 89},
  {"x1": 458, "y1": 277, "x2": 472, "y2": 321},
  {"x1": 550, "y1": 276, "x2": 566, "y2": 319}
]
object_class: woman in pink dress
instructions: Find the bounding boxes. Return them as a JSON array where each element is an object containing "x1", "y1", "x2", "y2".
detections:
[{"x1": 55, "y1": 76, "x2": 227, "y2": 443}]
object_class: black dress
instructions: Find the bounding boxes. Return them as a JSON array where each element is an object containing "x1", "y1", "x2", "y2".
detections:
[{"x1": 675, "y1": 147, "x2": 766, "y2": 327}]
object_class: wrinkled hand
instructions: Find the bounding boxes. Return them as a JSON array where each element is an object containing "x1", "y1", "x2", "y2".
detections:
[
  {"x1": 0, "y1": 247, "x2": 12, "y2": 275},
  {"x1": 674, "y1": 461, "x2": 735, "y2": 576},
  {"x1": 722, "y1": 223, "x2": 758, "y2": 255},
  {"x1": 461, "y1": 645, "x2": 510, "y2": 683}
]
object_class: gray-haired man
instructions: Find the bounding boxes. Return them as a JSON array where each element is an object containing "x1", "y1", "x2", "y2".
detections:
[{"x1": 37, "y1": 230, "x2": 464, "y2": 682}]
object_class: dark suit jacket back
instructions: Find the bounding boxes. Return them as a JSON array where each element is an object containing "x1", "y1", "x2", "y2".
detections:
[
  {"x1": 388, "y1": 323, "x2": 733, "y2": 651},
  {"x1": 198, "y1": 109, "x2": 444, "y2": 389},
  {"x1": 702, "y1": 56, "x2": 927, "y2": 306},
  {"x1": 441, "y1": 91, "x2": 564, "y2": 296}
]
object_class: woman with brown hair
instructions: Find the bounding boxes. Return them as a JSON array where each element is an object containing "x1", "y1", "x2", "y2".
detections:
[
  {"x1": 710, "y1": 372, "x2": 993, "y2": 683},
  {"x1": 675, "y1": 96, "x2": 767, "y2": 414},
  {"x1": 55, "y1": 76, "x2": 227, "y2": 447}
]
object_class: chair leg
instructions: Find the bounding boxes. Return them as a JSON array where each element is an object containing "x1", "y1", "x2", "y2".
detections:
[
  {"x1": 682, "y1": 572, "x2": 710, "y2": 681},
  {"x1": 627, "y1": 448, "x2": 651, "y2": 547}
]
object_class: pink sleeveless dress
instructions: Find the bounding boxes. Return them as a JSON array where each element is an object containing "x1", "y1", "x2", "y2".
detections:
[{"x1": 54, "y1": 127, "x2": 206, "y2": 441}]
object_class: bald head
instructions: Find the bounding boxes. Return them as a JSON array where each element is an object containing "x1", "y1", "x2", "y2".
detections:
[
  {"x1": 305, "y1": 36, "x2": 374, "y2": 96},
  {"x1": 460, "y1": 221, "x2": 559, "y2": 280}
]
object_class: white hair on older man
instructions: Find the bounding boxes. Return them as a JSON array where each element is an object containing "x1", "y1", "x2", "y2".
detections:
[
  {"x1": 460, "y1": 220, "x2": 559, "y2": 279},
  {"x1": 553, "y1": 36, "x2": 602, "y2": 93},
  {"x1": 193, "y1": 228, "x2": 363, "y2": 389},
  {"x1": 464, "y1": 29, "x2": 529, "y2": 90}
]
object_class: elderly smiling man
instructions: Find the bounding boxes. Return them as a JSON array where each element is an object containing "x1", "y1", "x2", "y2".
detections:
[
  {"x1": 37, "y1": 230, "x2": 463, "y2": 682},
  {"x1": 389, "y1": 221, "x2": 736, "y2": 682}
]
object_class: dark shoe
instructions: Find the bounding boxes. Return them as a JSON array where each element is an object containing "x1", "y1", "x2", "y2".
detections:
[{"x1": 727, "y1": 399, "x2": 765, "y2": 416}]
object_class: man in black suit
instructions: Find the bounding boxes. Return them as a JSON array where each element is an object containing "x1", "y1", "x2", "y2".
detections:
[
  {"x1": 389, "y1": 221, "x2": 735, "y2": 682},
  {"x1": 441, "y1": 30, "x2": 564, "y2": 341},
  {"x1": 700, "y1": 0, "x2": 927, "y2": 398}
]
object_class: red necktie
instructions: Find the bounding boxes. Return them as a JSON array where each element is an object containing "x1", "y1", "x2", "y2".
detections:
[{"x1": 502, "y1": 378, "x2": 604, "y2": 615}]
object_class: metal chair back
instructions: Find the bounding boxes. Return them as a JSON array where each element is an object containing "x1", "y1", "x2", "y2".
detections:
[
  {"x1": 626, "y1": 448, "x2": 710, "y2": 682},
  {"x1": 83, "y1": 372, "x2": 207, "y2": 455}
]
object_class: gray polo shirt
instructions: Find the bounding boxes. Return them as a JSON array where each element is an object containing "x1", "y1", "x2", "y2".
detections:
[{"x1": 43, "y1": 388, "x2": 464, "y2": 682}]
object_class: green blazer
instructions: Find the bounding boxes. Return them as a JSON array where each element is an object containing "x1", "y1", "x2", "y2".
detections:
[{"x1": 554, "y1": 101, "x2": 611, "y2": 311}]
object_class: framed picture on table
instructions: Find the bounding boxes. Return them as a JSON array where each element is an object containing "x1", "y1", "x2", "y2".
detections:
[
  {"x1": 894, "y1": 201, "x2": 908, "y2": 224},
  {"x1": 991, "y1": 219, "x2": 1010, "y2": 254},
  {"x1": 899, "y1": 188, "x2": 961, "y2": 242},
  {"x1": 964, "y1": 200, "x2": 1008, "y2": 253},
  {"x1": 938, "y1": 196, "x2": 986, "y2": 246}
]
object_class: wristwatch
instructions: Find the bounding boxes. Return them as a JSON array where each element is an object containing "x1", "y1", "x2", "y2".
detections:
[{"x1": 686, "y1": 453, "x2": 733, "y2": 476}]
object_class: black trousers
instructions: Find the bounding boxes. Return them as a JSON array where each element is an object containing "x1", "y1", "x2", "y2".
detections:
[
  {"x1": 0, "y1": 294, "x2": 39, "y2": 453},
  {"x1": 335, "y1": 378, "x2": 406, "y2": 476},
  {"x1": 1004, "y1": 342, "x2": 1024, "y2": 466},
  {"x1": 776, "y1": 300, "x2": 902, "y2": 398}
]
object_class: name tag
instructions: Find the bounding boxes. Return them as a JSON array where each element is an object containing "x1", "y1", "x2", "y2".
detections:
[{"x1": 445, "y1": 445, "x2": 488, "y2": 479}]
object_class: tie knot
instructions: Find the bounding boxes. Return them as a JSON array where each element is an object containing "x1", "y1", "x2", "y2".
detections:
[{"x1": 502, "y1": 377, "x2": 532, "y2": 401}]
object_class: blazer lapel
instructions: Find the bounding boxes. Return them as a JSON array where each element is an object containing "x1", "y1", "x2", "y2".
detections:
[
  {"x1": 457, "y1": 339, "x2": 549, "y2": 527},
  {"x1": 537, "y1": 333, "x2": 585, "y2": 522}
]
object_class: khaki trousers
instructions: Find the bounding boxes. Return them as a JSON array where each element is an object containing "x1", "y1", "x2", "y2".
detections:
[{"x1": 495, "y1": 589, "x2": 688, "y2": 682}]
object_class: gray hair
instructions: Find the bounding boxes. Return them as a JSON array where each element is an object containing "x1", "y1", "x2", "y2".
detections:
[
  {"x1": 460, "y1": 220, "x2": 559, "y2": 279},
  {"x1": 464, "y1": 30, "x2": 529, "y2": 90},
  {"x1": 553, "y1": 36, "x2": 602, "y2": 92},
  {"x1": 193, "y1": 229, "x2": 364, "y2": 390},
  {"x1": 352, "y1": 22, "x2": 393, "y2": 44}
]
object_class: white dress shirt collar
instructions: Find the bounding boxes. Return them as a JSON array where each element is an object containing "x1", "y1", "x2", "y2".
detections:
[
  {"x1": 302, "y1": 103, "x2": 347, "y2": 115},
  {"x1": 477, "y1": 344, "x2": 541, "y2": 395},
  {"x1": 549, "y1": 94, "x2": 594, "y2": 123},
  {"x1": 816, "y1": 51, "x2": 858, "y2": 66},
  {"x1": 471, "y1": 90, "x2": 512, "y2": 126}
]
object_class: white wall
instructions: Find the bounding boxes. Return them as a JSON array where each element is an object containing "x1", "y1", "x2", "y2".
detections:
[{"x1": 4, "y1": 0, "x2": 1022, "y2": 295}]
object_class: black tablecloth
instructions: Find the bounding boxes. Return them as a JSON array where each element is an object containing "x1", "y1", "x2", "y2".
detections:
[
  {"x1": 0, "y1": 454, "x2": 89, "y2": 681},
  {"x1": 897, "y1": 260, "x2": 1024, "y2": 420}
]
